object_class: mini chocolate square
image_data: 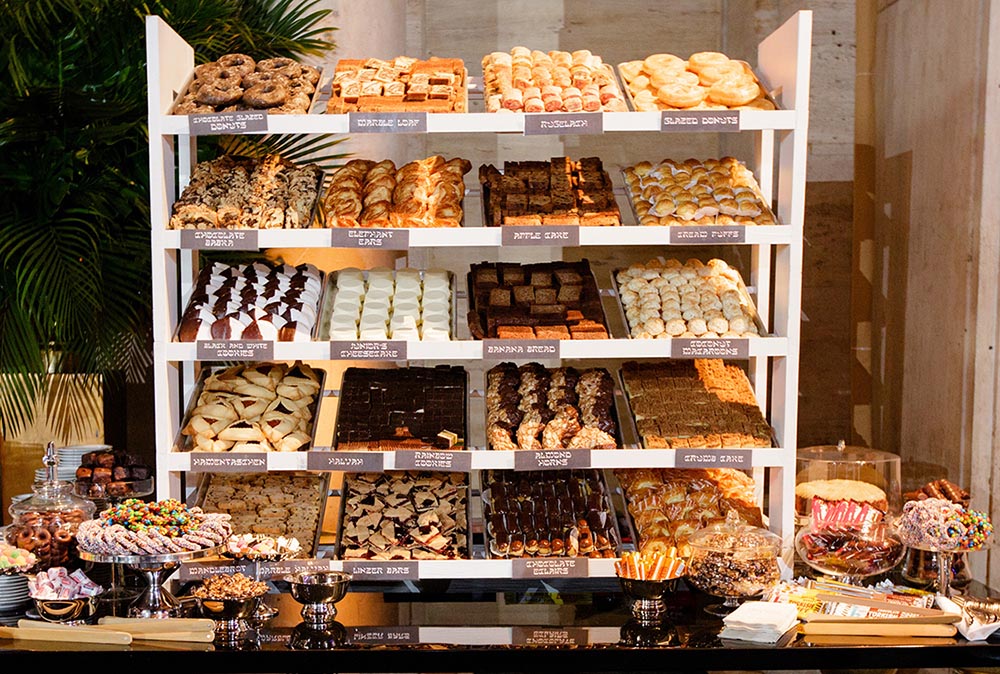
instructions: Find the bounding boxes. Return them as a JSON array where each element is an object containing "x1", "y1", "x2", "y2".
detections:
[
  {"x1": 528, "y1": 194, "x2": 553, "y2": 212},
  {"x1": 530, "y1": 302, "x2": 565, "y2": 316},
  {"x1": 506, "y1": 193, "x2": 528, "y2": 210},
  {"x1": 489, "y1": 288, "x2": 511, "y2": 306},
  {"x1": 530, "y1": 271, "x2": 553, "y2": 287},
  {"x1": 557, "y1": 284, "x2": 582, "y2": 303},
  {"x1": 534, "y1": 288, "x2": 558, "y2": 304},
  {"x1": 513, "y1": 285, "x2": 535, "y2": 304},
  {"x1": 554, "y1": 269, "x2": 583, "y2": 285},
  {"x1": 500, "y1": 265, "x2": 525, "y2": 286},
  {"x1": 475, "y1": 266, "x2": 499, "y2": 286}
]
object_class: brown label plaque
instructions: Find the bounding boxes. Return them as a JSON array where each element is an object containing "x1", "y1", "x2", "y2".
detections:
[
  {"x1": 514, "y1": 449, "x2": 591, "y2": 471},
  {"x1": 307, "y1": 451, "x2": 384, "y2": 472},
  {"x1": 347, "y1": 626, "x2": 419, "y2": 645},
  {"x1": 196, "y1": 340, "x2": 275, "y2": 361},
  {"x1": 258, "y1": 558, "x2": 336, "y2": 579},
  {"x1": 676, "y1": 449, "x2": 753, "y2": 469},
  {"x1": 668, "y1": 226, "x2": 746, "y2": 244},
  {"x1": 178, "y1": 561, "x2": 248, "y2": 580},
  {"x1": 482, "y1": 339, "x2": 560, "y2": 359},
  {"x1": 661, "y1": 110, "x2": 741, "y2": 132},
  {"x1": 343, "y1": 561, "x2": 419, "y2": 580},
  {"x1": 501, "y1": 225, "x2": 580, "y2": 247},
  {"x1": 524, "y1": 112, "x2": 603, "y2": 135},
  {"x1": 330, "y1": 228, "x2": 410, "y2": 249},
  {"x1": 670, "y1": 338, "x2": 750, "y2": 359},
  {"x1": 180, "y1": 229, "x2": 259, "y2": 250},
  {"x1": 349, "y1": 112, "x2": 427, "y2": 134},
  {"x1": 189, "y1": 453, "x2": 268, "y2": 472},
  {"x1": 512, "y1": 557, "x2": 589, "y2": 579},
  {"x1": 512, "y1": 627, "x2": 589, "y2": 646},
  {"x1": 330, "y1": 340, "x2": 407, "y2": 360},
  {"x1": 188, "y1": 110, "x2": 268, "y2": 135},
  {"x1": 394, "y1": 451, "x2": 471, "y2": 472}
]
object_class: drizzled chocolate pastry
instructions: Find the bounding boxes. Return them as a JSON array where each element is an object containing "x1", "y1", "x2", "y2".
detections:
[
  {"x1": 339, "y1": 472, "x2": 469, "y2": 560},
  {"x1": 335, "y1": 366, "x2": 467, "y2": 451},
  {"x1": 486, "y1": 362, "x2": 617, "y2": 451},
  {"x1": 482, "y1": 469, "x2": 620, "y2": 559},
  {"x1": 177, "y1": 261, "x2": 322, "y2": 342}
]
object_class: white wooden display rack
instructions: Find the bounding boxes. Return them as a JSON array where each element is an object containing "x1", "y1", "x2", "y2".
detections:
[{"x1": 146, "y1": 11, "x2": 811, "y2": 579}]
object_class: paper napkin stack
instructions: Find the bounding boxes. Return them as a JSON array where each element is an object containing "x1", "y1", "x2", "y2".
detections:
[{"x1": 720, "y1": 601, "x2": 799, "y2": 643}]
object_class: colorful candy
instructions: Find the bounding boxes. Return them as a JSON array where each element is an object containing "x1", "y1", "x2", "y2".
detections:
[
  {"x1": 0, "y1": 542, "x2": 36, "y2": 572},
  {"x1": 898, "y1": 498, "x2": 993, "y2": 551}
]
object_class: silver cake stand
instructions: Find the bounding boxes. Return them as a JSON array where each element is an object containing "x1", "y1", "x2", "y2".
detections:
[{"x1": 79, "y1": 546, "x2": 220, "y2": 619}]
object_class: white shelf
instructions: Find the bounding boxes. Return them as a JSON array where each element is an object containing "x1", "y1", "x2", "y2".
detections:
[{"x1": 159, "y1": 109, "x2": 798, "y2": 136}]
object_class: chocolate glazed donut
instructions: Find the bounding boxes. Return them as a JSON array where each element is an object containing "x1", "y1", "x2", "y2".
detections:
[
  {"x1": 217, "y1": 53, "x2": 256, "y2": 78},
  {"x1": 244, "y1": 82, "x2": 289, "y2": 108},
  {"x1": 195, "y1": 67, "x2": 244, "y2": 106}
]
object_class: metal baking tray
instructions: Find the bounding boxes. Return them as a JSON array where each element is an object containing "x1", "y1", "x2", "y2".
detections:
[
  {"x1": 332, "y1": 365, "x2": 469, "y2": 452},
  {"x1": 482, "y1": 363, "x2": 625, "y2": 451},
  {"x1": 325, "y1": 64, "x2": 469, "y2": 115},
  {"x1": 333, "y1": 471, "x2": 472, "y2": 561},
  {"x1": 619, "y1": 165, "x2": 781, "y2": 228},
  {"x1": 616, "y1": 365, "x2": 776, "y2": 451},
  {"x1": 172, "y1": 363, "x2": 327, "y2": 453},
  {"x1": 466, "y1": 260, "x2": 611, "y2": 340},
  {"x1": 609, "y1": 262, "x2": 767, "y2": 339},
  {"x1": 168, "y1": 64, "x2": 331, "y2": 116},
  {"x1": 479, "y1": 468, "x2": 624, "y2": 560},
  {"x1": 616, "y1": 59, "x2": 780, "y2": 112},
  {"x1": 190, "y1": 471, "x2": 329, "y2": 557},
  {"x1": 316, "y1": 269, "x2": 457, "y2": 341},
  {"x1": 174, "y1": 263, "x2": 327, "y2": 343}
]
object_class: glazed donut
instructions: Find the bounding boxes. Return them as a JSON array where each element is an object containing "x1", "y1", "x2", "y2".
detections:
[
  {"x1": 243, "y1": 70, "x2": 290, "y2": 88},
  {"x1": 696, "y1": 61, "x2": 746, "y2": 86},
  {"x1": 256, "y1": 57, "x2": 302, "y2": 80},
  {"x1": 287, "y1": 77, "x2": 315, "y2": 96},
  {"x1": 53, "y1": 528, "x2": 73, "y2": 544},
  {"x1": 642, "y1": 53, "x2": 686, "y2": 74},
  {"x1": 300, "y1": 64, "x2": 321, "y2": 85},
  {"x1": 650, "y1": 69, "x2": 698, "y2": 90},
  {"x1": 195, "y1": 68, "x2": 244, "y2": 106},
  {"x1": 656, "y1": 82, "x2": 708, "y2": 108},
  {"x1": 243, "y1": 82, "x2": 288, "y2": 108},
  {"x1": 194, "y1": 62, "x2": 221, "y2": 81},
  {"x1": 707, "y1": 76, "x2": 760, "y2": 107},
  {"x1": 687, "y1": 51, "x2": 730, "y2": 73},
  {"x1": 217, "y1": 53, "x2": 256, "y2": 78}
]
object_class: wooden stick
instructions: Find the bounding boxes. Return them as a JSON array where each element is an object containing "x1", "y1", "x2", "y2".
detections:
[
  {"x1": 97, "y1": 617, "x2": 216, "y2": 631},
  {"x1": 801, "y1": 622, "x2": 957, "y2": 637},
  {"x1": 19, "y1": 619, "x2": 215, "y2": 642},
  {"x1": 0, "y1": 626, "x2": 132, "y2": 645}
]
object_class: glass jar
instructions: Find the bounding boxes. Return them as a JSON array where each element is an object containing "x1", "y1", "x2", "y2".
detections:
[
  {"x1": 795, "y1": 441, "x2": 902, "y2": 524},
  {"x1": 686, "y1": 510, "x2": 781, "y2": 615},
  {"x1": 5, "y1": 443, "x2": 95, "y2": 571}
]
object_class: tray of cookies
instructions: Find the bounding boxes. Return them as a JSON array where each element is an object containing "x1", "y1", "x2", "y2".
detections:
[
  {"x1": 320, "y1": 155, "x2": 471, "y2": 228},
  {"x1": 169, "y1": 153, "x2": 324, "y2": 230},
  {"x1": 619, "y1": 360, "x2": 773, "y2": 450},
  {"x1": 193, "y1": 472, "x2": 329, "y2": 557},
  {"x1": 326, "y1": 56, "x2": 468, "y2": 114},
  {"x1": 317, "y1": 267, "x2": 455, "y2": 342},
  {"x1": 481, "y1": 469, "x2": 623, "y2": 559},
  {"x1": 176, "y1": 261, "x2": 324, "y2": 342},
  {"x1": 622, "y1": 158, "x2": 778, "y2": 227},
  {"x1": 170, "y1": 53, "x2": 326, "y2": 115},
  {"x1": 479, "y1": 156, "x2": 621, "y2": 227},
  {"x1": 481, "y1": 48, "x2": 627, "y2": 113},
  {"x1": 174, "y1": 361, "x2": 326, "y2": 453},
  {"x1": 611, "y1": 258, "x2": 764, "y2": 340},
  {"x1": 467, "y1": 260, "x2": 610, "y2": 340},
  {"x1": 484, "y1": 362, "x2": 622, "y2": 451},
  {"x1": 335, "y1": 471, "x2": 471, "y2": 561},
  {"x1": 617, "y1": 51, "x2": 776, "y2": 112},
  {"x1": 334, "y1": 366, "x2": 468, "y2": 452}
]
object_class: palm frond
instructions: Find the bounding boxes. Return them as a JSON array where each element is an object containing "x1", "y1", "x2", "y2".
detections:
[
  {"x1": 42, "y1": 371, "x2": 104, "y2": 442},
  {"x1": 216, "y1": 133, "x2": 349, "y2": 170},
  {"x1": 234, "y1": 0, "x2": 336, "y2": 58}
]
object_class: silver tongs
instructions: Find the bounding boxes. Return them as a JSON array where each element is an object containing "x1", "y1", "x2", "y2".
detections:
[{"x1": 951, "y1": 595, "x2": 1000, "y2": 624}]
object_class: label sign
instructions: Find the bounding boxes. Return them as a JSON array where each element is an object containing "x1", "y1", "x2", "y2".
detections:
[
  {"x1": 330, "y1": 340, "x2": 407, "y2": 360},
  {"x1": 178, "y1": 561, "x2": 248, "y2": 581},
  {"x1": 483, "y1": 339, "x2": 560, "y2": 359},
  {"x1": 196, "y1": 340, "x2": 274, "y2": 361},
  {"x1": 512, "y1": 627, "x2": 589, "y2": 646},
  {"x1": 189, "y1": 452, "x2": 267, "y2": 472},
  {"x1": 670, "y1": 338, "x2": 749, "y2": 359},
  {"x1": 676, "y1": 449, "x2": 753, "y2": 468},
  {"x1": 180, "y1": 229, "x2": 259, "y2": 250},
  {"x1": 512, "y1": 558, "x2": 589, "y2": 579},
  {"x1": 189, "y1": 110, "x2": 268, "y2": 135},
  {"x1": 501, "y1": 226, "x2": 580, "y2": 247},
  {"x1": 343, "y1": 561, "x2": 419, "y2": 580},
  {"x1": 349, "y1": 112, "x2": 427, "y2": 134},
  {"x1": 514, "y1": 449, "x2": 591, "y2": 471},
  {"x1": 307, "y1": 451, "x2": 384, "y2": 472},
  {"x1": 348, "y1": 626, "x2": 419, "y2": 645},
  {"x1": 394, "y1": 451, "x2": 471, "y2": 472},
  {"x1": 524, "y1": 112, "x2": 603, "y2": 135},
  {"x1": 259, "y1": 558, "x2": 336, "y2": 579},
  {"x1": 669, "y1": 226, "x2": 746, "y2": 244},
  {"x1": 331, "y1": 228, "x2": 410, "y2": 249},
  {"x1": 661, "y1": 110, "x2": 741, "y2": 132}
]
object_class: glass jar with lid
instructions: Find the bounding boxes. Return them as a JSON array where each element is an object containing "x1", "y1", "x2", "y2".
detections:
[
  {"x1": 686, "y1": 509, "x2": 781, "y2": 615},
  {"x1": 5, "y1": 442, "x2": 95, "y2": 571},
  {"x1": 795, "y1": 441, "x2": 902, "y2": 525}
]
